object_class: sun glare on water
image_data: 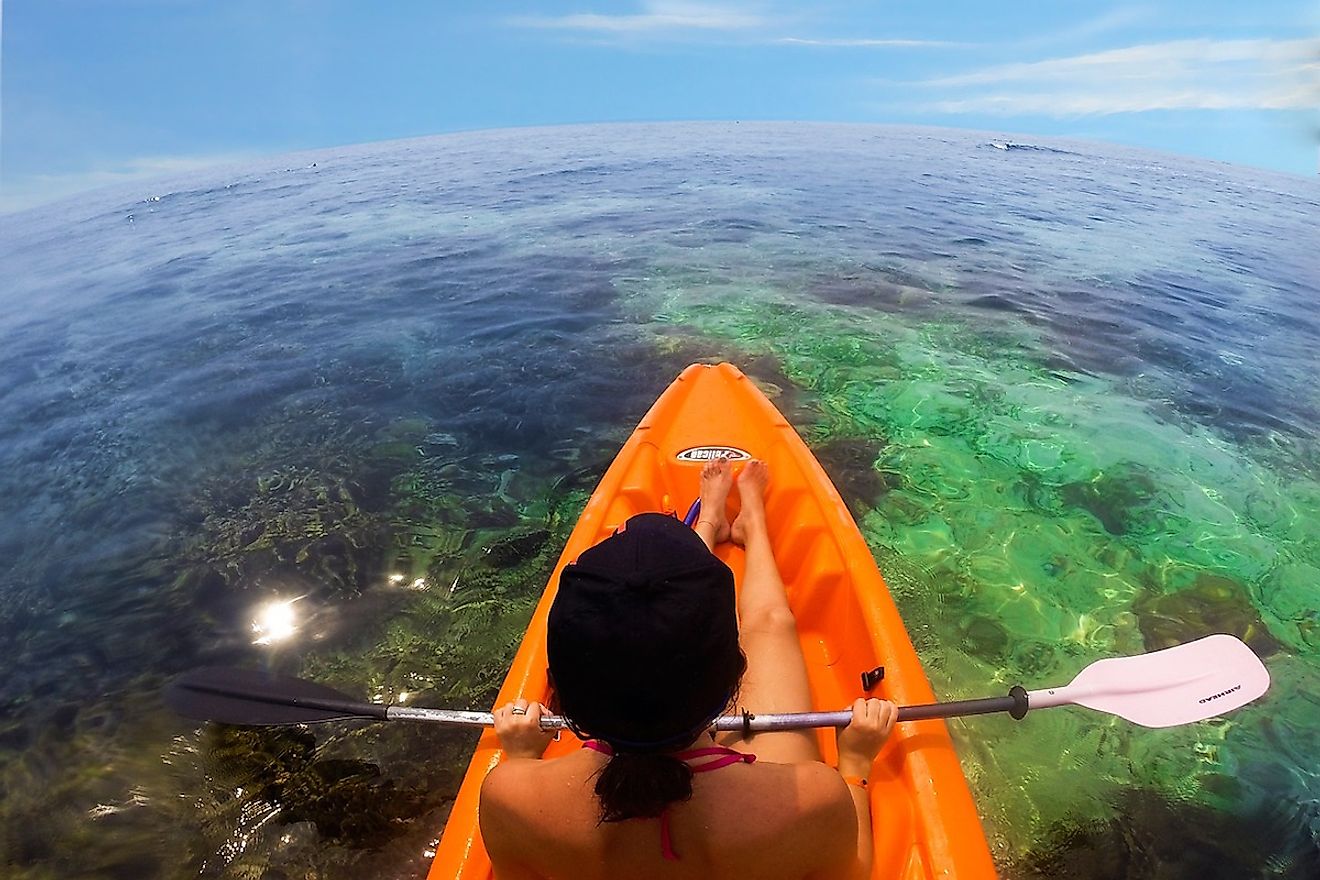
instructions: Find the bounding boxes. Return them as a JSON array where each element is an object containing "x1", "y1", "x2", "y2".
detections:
[{"x1": 251, "y1": 599, "x2": 300, "y2": 645}]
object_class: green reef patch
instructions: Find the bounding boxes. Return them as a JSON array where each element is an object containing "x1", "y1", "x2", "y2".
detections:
[
  {"x1": 809, "y1": 435, "x2": 896, "y2": 516},
  {"x1": 174, "y1": 463, "x2": 390, "y2": 603},
  {"x1": 1060, "y1": 464, "x2": 1160, "y2": 538},
  {"x1": 803, "y1": 266, "x2": 946, "y2": 316},
  {"x1": 205, "y1": 724, "x2": 437, "y2": 847},
  {"x1": 1134, "y1": 571, "x2": 1284, "y2": 657},
  {"x1": 1012, "y1": 786, "x2": 1320, "y2": 880}
]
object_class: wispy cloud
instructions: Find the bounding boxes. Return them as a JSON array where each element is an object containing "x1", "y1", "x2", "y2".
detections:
[
  {"x1": 509, "y1": 1, "x2": 766, "y2": 35},
  {"x1": 507, "y1": 2, "x2": 963, "y2": 48},
  {"x1": 1016, "y1": 6, "x2": 1151, "y2": 49},
  {"x1": 912, "y1": 38, "x2": 1320, "y2": 115},
  {"x1": 1, "y1": 152, "x2": 257, "y2": 214},
  {"x1": 774, "y1": 37, "x2": 966, "y2": 49}
]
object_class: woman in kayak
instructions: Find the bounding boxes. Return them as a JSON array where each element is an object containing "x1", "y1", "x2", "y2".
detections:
[{"x1": 481, "y1": 458, "x2": 897, "y2": 879}]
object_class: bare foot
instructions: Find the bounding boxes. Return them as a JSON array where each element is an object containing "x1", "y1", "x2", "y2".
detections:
[
  {"x1": 730, "y1": 460, "x2": 770, "y2": 548},
  {"x1": 694, "y1": 457, "x2": 734, "y2": 549}
]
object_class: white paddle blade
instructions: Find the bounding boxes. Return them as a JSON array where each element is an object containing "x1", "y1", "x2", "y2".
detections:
[{"x1": 1029, "y1": 634, "x2": 1270, "y2": 727}]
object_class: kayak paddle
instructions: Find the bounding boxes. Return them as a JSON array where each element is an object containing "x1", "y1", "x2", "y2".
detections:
[{"x1": 166, "y1": 634, "x2": 1269, "y2": 733}]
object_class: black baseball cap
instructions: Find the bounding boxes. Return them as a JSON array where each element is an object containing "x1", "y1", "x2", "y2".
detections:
[{"x1": 547, "y1": 513, "x2": 744, "y2": 751}]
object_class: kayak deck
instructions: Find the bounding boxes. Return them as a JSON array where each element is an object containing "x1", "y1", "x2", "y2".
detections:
[{"x1": 427, "y1": 362, "x2": 996, "y2": 879}]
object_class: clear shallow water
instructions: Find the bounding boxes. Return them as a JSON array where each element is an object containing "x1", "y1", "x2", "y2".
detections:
[{"x1": 1, "y1": 123, "x2": 1317, "y2": 878}]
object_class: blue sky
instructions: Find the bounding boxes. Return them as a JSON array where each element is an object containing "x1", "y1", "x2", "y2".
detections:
[{"x1": 2, "y1": 1, "x2": 1317, "y2": 211}]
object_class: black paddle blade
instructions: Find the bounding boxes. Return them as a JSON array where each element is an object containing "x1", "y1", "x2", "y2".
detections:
[{"x1": 165, "y1": 667, "x2": 388, "y2": 726}]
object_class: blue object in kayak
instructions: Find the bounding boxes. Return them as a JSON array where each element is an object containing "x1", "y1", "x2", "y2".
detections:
[{"x1": 683, "y1": 498, "x2": 701, "y2": 527}]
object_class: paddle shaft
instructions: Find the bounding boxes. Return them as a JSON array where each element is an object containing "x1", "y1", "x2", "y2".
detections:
[{"x1": 389, "y1": 687, "x2": 1031, "y2": 732}]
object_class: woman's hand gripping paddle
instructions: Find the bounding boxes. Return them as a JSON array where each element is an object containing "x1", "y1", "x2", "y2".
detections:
[{"x1": 166, "y1": 634, "x2": 1269, "y2": 732}]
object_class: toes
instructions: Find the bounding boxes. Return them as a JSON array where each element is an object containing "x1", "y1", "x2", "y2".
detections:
[
  {"x1": 701, "y1": 456, "x2": 734, "y2": 496},
  {"x1": 736, "y1": 459, "x2": 767, "y2": 488}
]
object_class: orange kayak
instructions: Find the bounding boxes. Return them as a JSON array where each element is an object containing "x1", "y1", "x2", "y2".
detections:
[{"x1": 426, "y1": 362, "x2": 997, "y2": 879}]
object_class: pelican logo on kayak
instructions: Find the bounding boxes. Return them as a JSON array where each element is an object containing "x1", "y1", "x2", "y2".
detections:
[
  {"x1": 1198, "y1": 684, "x2": 1242, "y2": 704},
  {"x1": 676, "y1": 446, "x2": 752, "y2": 462}
]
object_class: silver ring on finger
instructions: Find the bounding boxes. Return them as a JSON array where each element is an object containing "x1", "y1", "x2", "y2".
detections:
[{"x1": 511, "y1": 707, "x2": 527, "y2": 715}]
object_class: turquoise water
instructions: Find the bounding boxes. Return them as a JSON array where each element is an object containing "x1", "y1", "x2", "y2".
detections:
[{"x1": 1, "y1": 123, "x2": 1317, "y2": 878}]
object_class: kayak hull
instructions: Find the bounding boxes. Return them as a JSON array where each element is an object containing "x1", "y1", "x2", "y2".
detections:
[{"x1": 427, "y1": 362, "x2": 997, "y2": 879}]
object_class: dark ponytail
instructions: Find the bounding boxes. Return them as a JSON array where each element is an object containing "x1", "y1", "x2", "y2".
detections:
[{"x1": 593, "y1": 752, "x2": 695, "y2": 823}]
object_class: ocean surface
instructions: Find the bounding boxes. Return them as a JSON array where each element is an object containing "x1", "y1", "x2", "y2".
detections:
[{"x1": 1, "y1": 122, "x2": 1317, "y2": 879}]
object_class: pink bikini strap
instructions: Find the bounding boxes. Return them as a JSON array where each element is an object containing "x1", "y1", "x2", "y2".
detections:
[
  {"x1": 673, "y1": 746, "x2": 756, "y2": 771},
  {"x1": 660, "y1": 812, "x2": 678, "y2": 861}
]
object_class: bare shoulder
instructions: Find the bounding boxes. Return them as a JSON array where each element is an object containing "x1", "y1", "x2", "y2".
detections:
[
  {"x1": 479, "y1": 759, "x2": 560, "y2": 872},
  {"x1": 786, "y1": 763, "x2": 858, "y2": 857},
  {"x1": 729, "y1": 762, "x2": 856, "y2": 840},
  {"x1": 714, "y1": 762, "x2": 856, "y2": 878},
  {"x1": 481, "y1": 757, "x2": 593, "y2": 831},
  {"x1": 479, "y1": 759, "x2": 540, "y2": 833},
  {"x1": 789, "y1": 760, "x2": 855, "y2": 810},
  {"x1": 481, "y1": 758, "x2": 529, "y2": 797},
  {"x1": 479, "y1": 762, "x2": 550, "y2": 879}
]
